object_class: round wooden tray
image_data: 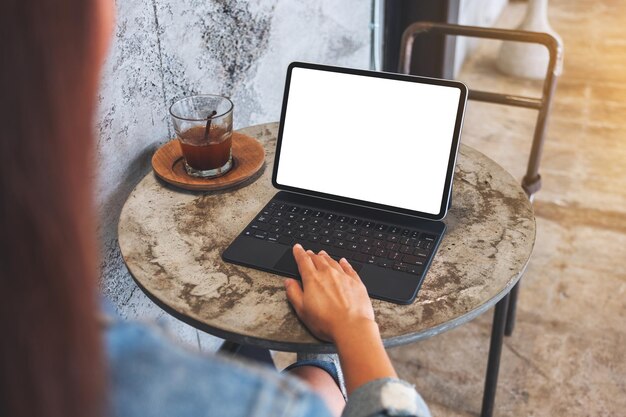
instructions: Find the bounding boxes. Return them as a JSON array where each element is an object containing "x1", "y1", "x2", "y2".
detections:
[{"x1": 151, "y1": 132, "x2": 265, "y2": 191}]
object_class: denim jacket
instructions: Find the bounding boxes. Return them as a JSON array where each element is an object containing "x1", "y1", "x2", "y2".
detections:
[{"x1": 105, "y1": 317, "x2": 431, "y2": 417}]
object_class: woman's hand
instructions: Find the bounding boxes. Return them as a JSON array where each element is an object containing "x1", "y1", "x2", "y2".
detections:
[{"x1": 284, "y1": 244, "x2": 376, "y2": 343}]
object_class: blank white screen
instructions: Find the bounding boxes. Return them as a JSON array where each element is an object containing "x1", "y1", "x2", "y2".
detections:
[{"x1": 276, "y1": 67, "x2": 461, "y2": 216}]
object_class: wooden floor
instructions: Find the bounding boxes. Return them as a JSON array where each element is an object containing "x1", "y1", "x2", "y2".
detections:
[
  {"x1": 385, "y1": 1, "x2": 626, "y2": 416},
  {"x1": 275, "y1": 1, "x2": 626, "y2": 415}
]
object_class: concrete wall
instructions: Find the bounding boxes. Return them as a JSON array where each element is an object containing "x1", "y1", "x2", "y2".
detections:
[{"x1": 97, "y1": 0, "x2": 369, "y2": 350}]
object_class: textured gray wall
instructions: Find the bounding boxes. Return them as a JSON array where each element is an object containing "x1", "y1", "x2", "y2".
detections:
[{"x1": 97, "y1": 0, "x2": 369, "y2": 350}]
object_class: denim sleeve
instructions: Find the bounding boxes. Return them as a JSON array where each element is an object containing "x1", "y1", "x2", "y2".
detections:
[
  {"x1": 105, "y1": 320, "x2": 333, "y2": 417},
  {"x1": 342, "y1": 378, "x2": 431, "y2": 417}
]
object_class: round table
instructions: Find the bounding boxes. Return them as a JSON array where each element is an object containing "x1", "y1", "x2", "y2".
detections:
[{"x1": 118, "y1": 122, "x2": 535, "y2": 353}]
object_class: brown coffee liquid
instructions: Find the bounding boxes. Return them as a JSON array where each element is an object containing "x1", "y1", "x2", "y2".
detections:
[{"x1": 179, "y1": 125, "x2": 232, "y2": 170}]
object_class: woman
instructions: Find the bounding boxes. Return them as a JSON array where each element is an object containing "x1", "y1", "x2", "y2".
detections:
[{"x1": 0, "y1": 1, "x2": 430, "y2": 416}]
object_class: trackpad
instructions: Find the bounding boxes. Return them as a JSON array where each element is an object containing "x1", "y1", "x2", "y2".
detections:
[{"x1": 273, "y1": 250, "x2": 300, "y2": 278}]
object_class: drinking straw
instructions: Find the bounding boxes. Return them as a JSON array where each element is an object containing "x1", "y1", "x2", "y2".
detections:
[{"x1": 203, "y1": 110, "x2": 218, "y2": 140}]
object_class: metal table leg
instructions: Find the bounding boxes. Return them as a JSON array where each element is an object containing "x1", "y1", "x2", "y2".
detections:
[
  {"x1": 218, "y1": 340, "x2": 275, "y2": 367},
  {"x1": 481, "y1": 294, "x2": 510, "y2": 417},
  {"x1": 218, "y1": 340, "x2": 243, "y2": 355},
  {"x1": 505, "y1": 282, "x2": 520, "y2": 336}
]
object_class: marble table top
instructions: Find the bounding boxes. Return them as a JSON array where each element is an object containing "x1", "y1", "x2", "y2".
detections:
[{"x1": 118, "y1": 122, "x2": 536, "y2": 353}]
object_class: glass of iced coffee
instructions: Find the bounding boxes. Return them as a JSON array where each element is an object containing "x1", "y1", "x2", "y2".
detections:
[{"x1": 169, "y1": 95, "x2": 233, "y2": 178}]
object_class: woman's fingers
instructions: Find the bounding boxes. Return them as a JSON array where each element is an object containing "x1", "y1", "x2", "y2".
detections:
[
  {"x1": 293, "y1": 244, "x2": 316, "y2": 279},
  {"x1": 284, "y1": 279, "x2": 304, "y2": 316},
  {"x1": 318, "y1": 250, "x2": 343, "y2": 273},
  {"x1": 307, "y1": 249, "x2": 329, "y2": 270},
  {"x1": 339, "y1": 258, "x2": 361, "y2": 280}
]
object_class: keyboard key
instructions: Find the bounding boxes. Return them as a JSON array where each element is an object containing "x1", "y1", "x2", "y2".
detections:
[
  {"x1": 346, "y1": 234, "x2": 357, "y2": 242},
  {"x1": 256, "y1": 215, "x2": 268, "y2": 223},
  {"x1": 358, "y1": 236, "x2": 372, "y2": 245},
  {"x1": 278, "y1": 204, "x2": 290, "y2": 211},
  {"x1": 313, "y1": 210, "x2": 325, "y2": 217},
  {"x1": 413, "y1": 248, "x2": 429, "y2": 258},
  {"x1": 375, "y1": 248, "x2": 388, "y2": 257},
  {"x1": 261, "y1": 209, "x2": 273, "y2": 216},
  {"x1": 334, "y1": 241, "x2": 347, "y2": 248},
  {"x1": 401, "y1": 255, "x2": 425, "y2": 266},
  {"x1": 243, "y1": 229, "x2": 253, "y2": 237},
  {"x1": 393, "y1": 263, "x2": 408, "y2": 272},
  {"x1": 250, "y1": 222, "x2": 269, "y2": 231},
  {"x1": 301, "y1": 209, "x2": 313, "y2": 215},
  {"x1": 267, "y1": 233, "x2": 279, "y2": 242},
  {"x1": 386, "y1": 242, "x2": 400, "y2": 251},
  {"x1": 389, "y1": 226, "x2": 402, "y2": 234},
  {"x1": 399, "y1": 237, "x2": 410, "y2": 245},
  {"x1": 422, "y1": 234, "x2": 436, "y2": 242},
  {"x1": 286, "y1": 213, "x2": 297, "y2": 220},
  {"x1": 373, "y1": 239, "x2": 385, "y2": 248},
  {"x1": 296, "y1": 224, "x2": 308, "y2": 231},
  {"x1": 399, "y1": 245, "x2": 412, "y2": 254},
  {"x1": 347, "y1": 243, "x2": 359, "y2": 251},
  {"x1": 387, "y1": 235, "x2": 399, "y2": 243},
  {"x1": 328, "y1": 248, "x2": 352, "y2": 261},
  {"x1": 363, "y1": 221, "x2": 375, "y2": 229},
  {"x1": 402, "y1": 229, "x2": 411, "y2": 236},
  {"x1": 411, "y1": 230, "x2": 420, "y2": 238},
  {"x1": 269, "y1": 218, "x2": 283, "y2": 225},
  {"x1": 321, "y1": 221, "x2": 333, "y2": 228},
  {"x1": 375, "y1": 224, "x2": 388, "y2": 231},
  {"x1": 309, "y1": 218, "x2": 322, "y2": 226},
  {"x1": 321, "y1": 237, "x2": 334, "y2": 245},
  {"x1": 359, "y1": 229, "x2": 372, "y2": 237},
  {"x1": 336, "y1": 223, "x2": 349, "y2": 231},
  {"x1": 332, "y1": 231, "x2": 346, "y2": 239},
  {"x1": 273, "y1": 211, "x2": 284, "y2": 217},
  {"x1": 288, "y1": 206, "x2": 300, "y2": 213},
  {"x1": 373, "y1": 232, "x2": 386, "y2": 240},
  {"x1": 349, "y1": 218, "x2": 363, "y2": 226},
  {"x1": 325, "y1": 213, "x2": 337, "y2": 221},
  {"x1": 270, "y1": 226, "x2": 281, "y2": 233},
  {"x1": 388, "y1": 251, "x2": 401, "y2": 261},
  {"x1": 421, "y1": 240, "x2": 434, "y2": 250},
  {"x1": 337, "y1": 216, "x2": 350, "y2": 223},
  {"x1": 309, "y1": 235, "x2": 321, "y2": 242},
  {"x1": 306, "y1": 243, "x2": 323, "y2": 253},
  {"x1": 348, "y1": 227, "x2": 359, "y2": 234},
  {"x1": 253, "y1": 231, "x2": 267, "y2": 239},
  {"x1": 321, "y1": 229, "x2": 331, "y2": 236}
]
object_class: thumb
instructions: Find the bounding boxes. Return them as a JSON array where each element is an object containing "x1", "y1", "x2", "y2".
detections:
[{"x1": 284, "y1": 279, "x2": 304, "y2": 316}]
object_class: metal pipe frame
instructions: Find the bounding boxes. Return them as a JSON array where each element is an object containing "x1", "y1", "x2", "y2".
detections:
[{"x1": 398, "y1": 21, "x2": 563, "y2": 198}]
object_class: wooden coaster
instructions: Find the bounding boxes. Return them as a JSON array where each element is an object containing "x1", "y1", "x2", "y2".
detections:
[{"x1": 152, "y1": 132, "x2": 265, "y2": 191}]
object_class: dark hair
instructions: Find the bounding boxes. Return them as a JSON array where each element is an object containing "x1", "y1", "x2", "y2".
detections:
[{"x1": 0, "y1": 1, "x2": 104, "y2": 417}]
